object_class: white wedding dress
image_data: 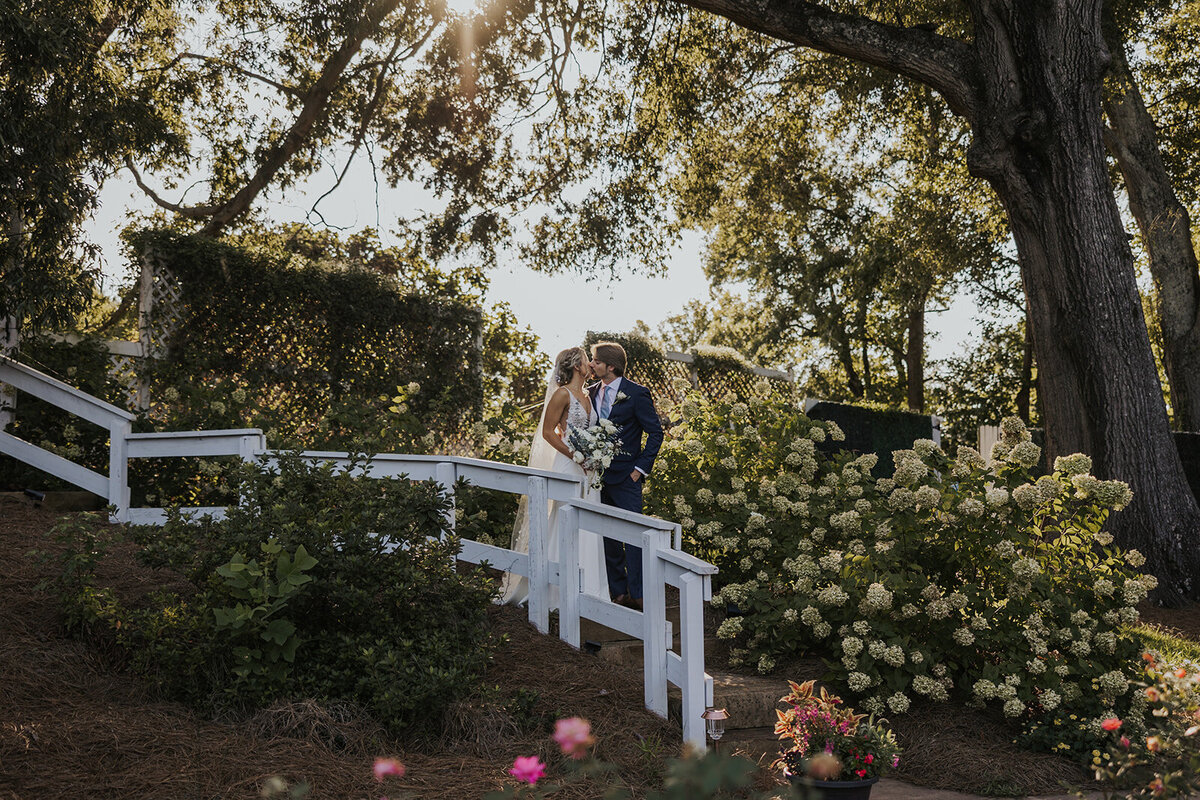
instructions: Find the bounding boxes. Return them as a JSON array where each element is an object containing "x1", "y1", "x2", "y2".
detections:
[{"x1": 501, "y1": 390, "x2": 607, "y2": 606}]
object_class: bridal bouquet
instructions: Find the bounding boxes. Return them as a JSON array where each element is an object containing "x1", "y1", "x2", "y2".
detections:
[{"x1": 566, "y1": 419, "x2": 622, "y2": 490}]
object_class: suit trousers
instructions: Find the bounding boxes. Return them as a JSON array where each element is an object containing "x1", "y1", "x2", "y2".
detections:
[{"x1": 600, "y1": 472, "x2": 644, "y2": 599}]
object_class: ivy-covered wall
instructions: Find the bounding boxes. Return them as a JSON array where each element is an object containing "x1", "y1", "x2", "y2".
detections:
[{"x1": 132, "y1": 229, "x2": 484, "y2": 443}]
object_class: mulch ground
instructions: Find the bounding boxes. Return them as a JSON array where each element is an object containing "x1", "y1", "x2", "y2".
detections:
[{"x1": 3, "y1": 500, "x2": 1195, "y2": 798}]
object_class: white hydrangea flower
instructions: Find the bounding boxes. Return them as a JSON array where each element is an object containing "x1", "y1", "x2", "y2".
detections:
[
  {"x1": 852, "y1": 620, "x2": 871, "y2": 636},
  {"x1": 959, "y1": 498, "x2": 985, "y2": 517},
  {"x1": 882, "y1": 645, "x2": 906, "y2": 667},
  {"x1": 952, "y1": 628, "x2": 976, "y2": 646},
  {"x1": 1040, "y1": 690, "x2": 1061, "y2": 711},
  {"x1": 887, "y1": 692, "x2": 911, "y2": 714},
  {"x1": 1099, "y1": 670, "x2": 1128, "y2": 696},
  {"x1": 1093, "y1": 531, "x2": 1114, "y2": 546},
  {"x1": 864, "y1": 583, "x2": 894, "y2": 612},
  {"x1": 800, "y1": 606, "x2": 823, "y2": 626},
  {"x1": 842, "y1": 636, "x2": 864, "y2": 657},
  {"x1": 995, "y1": 539, "x2": 1017, "y2": 559},
  {"x1": 695, "y1": 488, "x2": 714, "y2": 505},
  {"x1": 1026, "y1": 659, "x2": 1046, "y2": 675},
  {"x1": 848, "y1": 671, "x2": 871, "y2": 692},
  {"x1": 915, "y1": 486, "x2": 942, "y2": 509},
  {"x1": 1008, "y1": 440, "x2": 1041, "y2": 468},
  {"x1": 1054, "y1": 453, "x2": 1092, "y2": 476},
  {"x1": 986, "y1": 487, "x2": 1010, "y2": 507},
  {"x1": 889, "y1": 488, "x2": 916, "y2": 510},
  {"x1": 1012, "y1": 557, "x2": 1041, "y2": 580},
  {"x1": 1124, "y1": 549, "x2": 1146, "y2": 568},
  {"x1": 813, "y1": 622, "x2": 832, "y2": 638},
  {"x1": 809, "y1": 427, "x2": 827, "y2": 442},
  {"x1": 781, "y1": 607, "x2": 799, "y2": 623},
  {"x1": 1003, "y1": 699, "x2": 1026, "y2": 717},
  {"x1": 900, "y1": 603, "x2": 919, "y2": 618},
  {"x1": 757, "y1": 654, "x2": 775, "y2": 673},
  {"x1": 973, "y1": 679, "x2": 996, "y2": 700},
  {"x1": 913, "y1": 439, "x2": 938, "y2": 457},
  {"x1": 716, "y1": 617, "x2": 743, "y2": 639},
  {"x1": 1011, "y1": 484, "x2": 1039, "y2": 509},
  {"x1": 817, "y1": 585, "x2": 850, "y2": 607},
  {"x1": 827, "y1": 421, "x2": 846, "y2": 441}
]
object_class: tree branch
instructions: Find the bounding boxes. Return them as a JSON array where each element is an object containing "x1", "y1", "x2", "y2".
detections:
[
  {"x1": 177, "y1": 52, "x2": 301, "y2": 97},
  {"x1": 125, "y1": 155, "x2": 220, "y2": 220},
  {"x1": 199, "y1": 0, "x2": 406, "y2": 237},
  {"x1": 668, "y1": 0, "x2": 982, "y2": 120}
]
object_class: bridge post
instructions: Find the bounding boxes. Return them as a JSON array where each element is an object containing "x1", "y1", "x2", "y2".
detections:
[
  {"x1": 641, "y1": 528, "x2": 671, "y2": 717},
  {"x1": 108, "y1": 418, "x2": 131, "y2": 523},
  {"x1": 558, "y1": 503, "x2": 581, "y2": 648},
  {"x1": 679, "y1": 571, "x2": 709, "y2": 751},
  {"x1": 0, "y1": 315, "x2": 17, "y2": 431},
  {"x1": 526, "y1": 476, "x2": 549, "y2": 634},
  {"x1": 435, "y1": 462, "x2": 456, "y2": 535}
]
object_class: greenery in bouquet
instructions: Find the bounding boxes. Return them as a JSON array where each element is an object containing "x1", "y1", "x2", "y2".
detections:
[
  {"x1": 645, "y1": 383, "x2": 1154, "y2": 761},
  {"x1": 1088, "y1": 652, "x2": 1200, "y2": 798},
  {"x1": 566, "y1": 418, "x2": 621, "y2": 490},
  {"x1": 774, "y1": 680, "x2": 901, "y2": 782}
]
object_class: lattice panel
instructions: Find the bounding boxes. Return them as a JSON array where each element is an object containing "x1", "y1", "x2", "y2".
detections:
[
  {"x1": 107, "y1": 354, "x2": 147, "y2": 411},
  {"x1": 142, "y1": 256, "x2": 185, "y2": 359}
]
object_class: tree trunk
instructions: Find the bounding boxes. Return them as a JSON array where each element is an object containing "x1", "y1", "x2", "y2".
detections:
[
  {"x1": 1100, "y1": 21, "x2": 1200, "y2": 432},
  {"x1": 905, "y1": 303, "x2": 925, "y2": 413},
  {"x1": 1016, "y1": 317, "x2": 1033, "y2": 423},
  {"x1": 966, "y1": 0, "x2": 1200, "y2": 603}
]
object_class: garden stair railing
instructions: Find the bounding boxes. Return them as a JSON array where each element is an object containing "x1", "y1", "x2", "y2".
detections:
[{"x1": 0, "y1": 356, "x2": 718, "y2": 750}]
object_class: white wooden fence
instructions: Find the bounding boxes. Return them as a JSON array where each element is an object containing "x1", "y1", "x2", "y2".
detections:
[{"x1": 0, "y1": 356, "x2": 717, "y2": 749}]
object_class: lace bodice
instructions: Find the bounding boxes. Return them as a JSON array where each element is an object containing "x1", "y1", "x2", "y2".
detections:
[{"x1": 563, "y1": 390, "x2": 596, "y2": 435}]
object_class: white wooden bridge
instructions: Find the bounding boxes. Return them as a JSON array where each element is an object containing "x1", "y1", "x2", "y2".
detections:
[{"x1": 0, "y1": 356, "x2": 717, "y2": 749}]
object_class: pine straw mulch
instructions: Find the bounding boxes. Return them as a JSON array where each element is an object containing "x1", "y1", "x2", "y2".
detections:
[{"x1": 0, "y1": 501, "x2": 680, "y2": 800}]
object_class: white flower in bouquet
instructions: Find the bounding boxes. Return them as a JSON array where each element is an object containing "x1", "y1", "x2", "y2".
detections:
[{"x1": 566, "y1": 422, "x2": 625, "y2": 490}]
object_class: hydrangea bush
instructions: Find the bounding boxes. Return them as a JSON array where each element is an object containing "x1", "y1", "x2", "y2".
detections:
[{"x1": 646, "y1": 384, "x2": 1154, "y2": 752}]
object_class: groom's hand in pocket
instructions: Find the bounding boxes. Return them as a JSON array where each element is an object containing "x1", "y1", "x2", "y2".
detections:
[{"x1": 630, "y1": 470, "x2": 642, "y2": 483}]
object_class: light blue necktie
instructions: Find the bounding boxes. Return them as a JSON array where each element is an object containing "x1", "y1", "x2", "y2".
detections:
[{"x1": 600, "y1": 385, "x2": 612, "y2": 419}]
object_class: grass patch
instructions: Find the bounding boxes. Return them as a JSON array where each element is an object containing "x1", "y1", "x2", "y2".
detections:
[{"x1": 1130, "y1": 622, "x2": 1200, "y2": 663}]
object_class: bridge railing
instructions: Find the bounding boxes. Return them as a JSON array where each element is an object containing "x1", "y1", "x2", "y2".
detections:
[{"x1": 1, "y1": 356, "x2": 717, "y2": 750}]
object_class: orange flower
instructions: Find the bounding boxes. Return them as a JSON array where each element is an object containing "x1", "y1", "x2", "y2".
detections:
[{"x1": 1176, "y1": 668, "x2": 1189, "y2": 679}]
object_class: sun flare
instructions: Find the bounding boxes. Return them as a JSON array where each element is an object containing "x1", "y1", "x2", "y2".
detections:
[{"x1": 444, "y1": 0, "x2": 479, "y2": 15}]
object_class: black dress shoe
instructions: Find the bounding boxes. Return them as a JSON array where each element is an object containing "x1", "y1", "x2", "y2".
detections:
[{"x1": 612, "y1": 593, "x2": 630, "y2": 606}]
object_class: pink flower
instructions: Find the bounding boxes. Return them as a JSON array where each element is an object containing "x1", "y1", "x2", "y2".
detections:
[
  {"x1": 373, "y1": 758, "x2": 405, "y2": 782},
  {"x1": 509, "y1": 756, "x2": 546, "y2": 785},
  {"x1": 891, "y1": 755, "x2": 900, "y2": 768},
  {"x1": 1101, "y1": 717, "x2": 1123, "y2": 732},
  {"x1": 553, "y1": 717, "x2": 594, "y2": 758},
  {"x1": 864, "y1": 753, "x2": 874, "y2": 764}
]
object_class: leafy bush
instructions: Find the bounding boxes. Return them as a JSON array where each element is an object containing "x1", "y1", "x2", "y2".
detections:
[
  {"x1": 646, "y1": 387, "x2": 1153, "y2": 756},
  {"x1": 85, "y1": 453, "x2": 498, "y2": 734}
]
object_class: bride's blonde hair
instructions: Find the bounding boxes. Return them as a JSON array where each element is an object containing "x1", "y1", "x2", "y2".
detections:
[{"x1": 554, "y1": 347, "x2": 587, "y2": 386}]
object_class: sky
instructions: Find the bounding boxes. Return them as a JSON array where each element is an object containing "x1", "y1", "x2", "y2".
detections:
[{"x1": 84, "y1": 140, "x2": 983, "y2": 372}]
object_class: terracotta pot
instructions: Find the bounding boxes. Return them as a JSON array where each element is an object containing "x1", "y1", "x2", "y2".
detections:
[{"x1": 787, "y1": 774, "x2": 879, "y2": 800}]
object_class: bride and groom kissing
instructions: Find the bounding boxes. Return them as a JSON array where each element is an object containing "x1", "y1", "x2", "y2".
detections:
[{"x1": 507, "y1": 341, "x2": 663, "y2": 613}]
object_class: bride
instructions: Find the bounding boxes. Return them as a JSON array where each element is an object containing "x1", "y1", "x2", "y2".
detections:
[{"x1": 501, "y1": 346, "x2": 607, "y2": 605}]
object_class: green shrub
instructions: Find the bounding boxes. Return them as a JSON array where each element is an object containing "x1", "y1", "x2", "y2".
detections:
[
  {"x1": 646, "y1": 388, "x2": 1152, "y2": 758},
  {"x1": 100, "y1": 452, "x2": 498, "y2": 734}
]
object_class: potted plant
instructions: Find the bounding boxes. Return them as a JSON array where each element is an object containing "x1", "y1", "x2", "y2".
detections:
[{"x1": 774, "y1": 680, "x2": 902, "y2": 800}]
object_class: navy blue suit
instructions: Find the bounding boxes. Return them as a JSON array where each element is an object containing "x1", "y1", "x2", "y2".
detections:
[{"x1": 589, "y1": 377, "x2": 663, "y2": 600}]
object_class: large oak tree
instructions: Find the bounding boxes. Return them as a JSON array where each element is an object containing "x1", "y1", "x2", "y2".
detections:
[{"x1": 653, "y1": 0, "x2": 1200, "y2": 601}]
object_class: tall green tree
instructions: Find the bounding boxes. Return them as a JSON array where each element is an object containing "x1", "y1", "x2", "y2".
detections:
[{"x1": 0, "y1": 0, "x2": 186, "y2": 329}]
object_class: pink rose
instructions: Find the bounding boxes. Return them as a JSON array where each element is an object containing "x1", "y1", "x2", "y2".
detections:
[
  {"x1": 373, "y1": 758, "x2": 405, "y2": 782},
  {"x1": 1100, "y1": 717, "x2": 1123, "y2": 731},
  {"x1": 553, "y1": 717, "x2": 595, "y2": 759},
  {"x1": 509, "y1": 756, "x2": 547, "y2": 785}
]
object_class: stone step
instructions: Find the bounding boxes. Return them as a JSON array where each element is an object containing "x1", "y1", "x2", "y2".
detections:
[{"x1": 670, "y1": 671, "x2": 791, "y2": 730}]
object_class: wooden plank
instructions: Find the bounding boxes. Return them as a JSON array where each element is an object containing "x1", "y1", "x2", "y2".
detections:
[
  {"x1": 127, "y1": 429, "x2": 265, "y2": 458},
  {"x1": 678, "y1": 572, "x2": 710, "y2": 751},
  {"x1": 0, "y1": 431, "x2": 107, "y2": 496},
  {"x1": 127, "y1": 506, "x2": 229, "y2": 525},
  {"x1": 558, "y1": 504, "x2": 581, "y2": 649},
  {"x1": 526, "y1": 476, "x2": 549, "y2": 634},
  {"x1": 578, "y1": 594, "x2": 642, "y2": 639},
  {"x1": 0, "y1": 358, "x2": 135, "y2": 426},
  {"x1": 109, "y1": 419, "x2": 131, "y2": 522},
  {"x1": 642, "y1": 530, "x2": 670, "y2": 718},
  {"x1": 459, "y1": 539, "x2": 528, "y2": 575}
]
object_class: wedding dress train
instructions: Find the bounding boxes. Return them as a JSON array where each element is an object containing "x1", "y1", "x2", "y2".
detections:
[{"x1": 501, "y1": 390, "x2": 607, "y2": 606}]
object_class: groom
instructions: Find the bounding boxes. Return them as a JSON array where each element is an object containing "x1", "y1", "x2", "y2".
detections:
[{"x1": 588, "y1": 341, "x2": 663, "y2": 611}]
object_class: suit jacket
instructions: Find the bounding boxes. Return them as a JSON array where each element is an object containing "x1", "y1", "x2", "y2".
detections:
[{"x1": 589, "y1": 377, "x2": 663, "y2": 484}]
